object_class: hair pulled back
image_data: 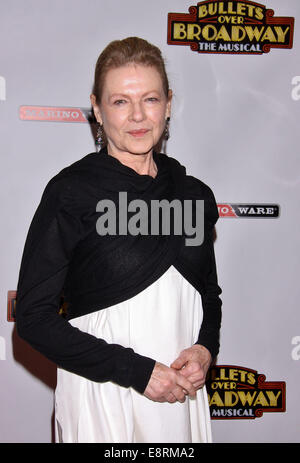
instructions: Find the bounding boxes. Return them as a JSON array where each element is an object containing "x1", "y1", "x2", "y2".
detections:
[{"x1": 92, "y1": 37, "x2": 169, "y2": 104}]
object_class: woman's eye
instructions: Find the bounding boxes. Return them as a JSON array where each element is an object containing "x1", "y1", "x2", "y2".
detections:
[
  {"x1": 113, "y1": 99, "x2": 126, "y2": 105},
  {"x1": 146, "y1": 97, "x2": 159, "y2": 102}
]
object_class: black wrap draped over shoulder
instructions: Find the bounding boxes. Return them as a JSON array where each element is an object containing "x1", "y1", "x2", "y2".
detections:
[{"x1": 16, "y1": 147, "x2": 222, "y2": 394}]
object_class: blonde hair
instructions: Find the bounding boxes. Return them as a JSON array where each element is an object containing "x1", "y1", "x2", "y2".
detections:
[{"x1": 92, "y1": 37, "x2": 169, "y2": 103}]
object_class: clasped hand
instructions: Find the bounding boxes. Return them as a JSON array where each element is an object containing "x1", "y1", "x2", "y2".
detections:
[{"x1": 144, "y1": 345, "x2": 212, "y2": 404}]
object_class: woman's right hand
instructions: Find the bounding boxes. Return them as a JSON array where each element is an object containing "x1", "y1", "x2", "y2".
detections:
[{"x1": 143, "y1": 362, "x2": 196, "y2": 403}]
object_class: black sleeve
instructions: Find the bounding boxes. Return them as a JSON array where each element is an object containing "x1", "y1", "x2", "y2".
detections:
[
  {"x1": 16, "y1": 180, "x2": 155, "y2": 394},
  {"x1": 194, "y1": 187, "x2": 222, "y2": 359},
  {"x1": 195, "y1": 230, "x2": 222, "y2": 358}
]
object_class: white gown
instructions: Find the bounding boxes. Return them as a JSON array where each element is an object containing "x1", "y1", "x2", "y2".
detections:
[{"x1": 54, "y1": 265, "x2": 212, "y2": 443}]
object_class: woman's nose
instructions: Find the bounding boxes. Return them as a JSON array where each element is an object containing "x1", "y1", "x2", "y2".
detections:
[{"x1": 129, "y1": 102, "x2": 146, "y2": 122}]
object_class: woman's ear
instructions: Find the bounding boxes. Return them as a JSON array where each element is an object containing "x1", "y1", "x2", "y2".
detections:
[{"x1": 90, "y1": 94, "x2": 103, "y2": 124}]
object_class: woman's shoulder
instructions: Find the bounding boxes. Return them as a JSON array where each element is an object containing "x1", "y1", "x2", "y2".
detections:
[
  {"x1": 41, "y1": 152, "x2": 99, "y2": 202},
  {"x1": 185, "y1": 174, "x2": 217, "y2": 202},
  {"x1": 161, "y1": 152, "x2": 216, "y2": 200},
  {"x1": 162, "y1": 152, "x2": 219, "y2": 225}
]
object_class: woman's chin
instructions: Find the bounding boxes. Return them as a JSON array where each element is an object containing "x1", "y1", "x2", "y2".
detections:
[{"x1": 122, "y1": 140, "x2": 156, "y2": 156}]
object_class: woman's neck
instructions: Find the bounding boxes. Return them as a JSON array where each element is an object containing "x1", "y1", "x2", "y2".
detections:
[{"x1": 107, "y1": 147, "x2": 158, "y2": 178}]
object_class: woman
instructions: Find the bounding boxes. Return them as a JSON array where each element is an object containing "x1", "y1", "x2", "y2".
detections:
[{"x1": 16, "y1": 37, "x2": 222, "y2": 443}]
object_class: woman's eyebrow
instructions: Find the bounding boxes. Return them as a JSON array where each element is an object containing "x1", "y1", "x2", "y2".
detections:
[{"x1": 109, "y1": 90, "x2": 162, "y2": 99}]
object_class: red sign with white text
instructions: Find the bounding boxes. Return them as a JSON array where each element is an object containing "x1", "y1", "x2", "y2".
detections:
[{"x1": 19, "y1": 106, "x2": 92, "y2": 123}]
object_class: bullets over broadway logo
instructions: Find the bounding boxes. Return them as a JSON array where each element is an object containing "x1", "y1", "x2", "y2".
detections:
[
  {"x1": 167, "y1": 0, "x2": 294, "y2": 54},
  {"x1": 206, "y1": 365, "x2": 286, "y2": 419}
]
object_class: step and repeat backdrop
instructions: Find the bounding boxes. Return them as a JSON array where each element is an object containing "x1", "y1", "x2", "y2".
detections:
[{"x1": 1, "y1": 0, "x2": 299, "y2": 443}]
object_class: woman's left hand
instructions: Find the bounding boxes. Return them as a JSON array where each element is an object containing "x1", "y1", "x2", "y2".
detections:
[{"x1": 170, "y1": 344, "x2": 212, "y2": 391}]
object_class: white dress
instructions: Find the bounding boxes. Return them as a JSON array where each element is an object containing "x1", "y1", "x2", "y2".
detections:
[{"x1": 54, "y1": 265, "x2": 212, "y2": 443}]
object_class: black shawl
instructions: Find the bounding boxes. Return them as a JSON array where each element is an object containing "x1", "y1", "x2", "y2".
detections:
[{"x1": 16, "y1": 147, "x2": 222, "y2": 394}]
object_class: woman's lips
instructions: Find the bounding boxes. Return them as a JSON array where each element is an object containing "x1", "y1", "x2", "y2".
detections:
[{"x1": 127, "y1": 129, "x2": 150, "y2": 138}]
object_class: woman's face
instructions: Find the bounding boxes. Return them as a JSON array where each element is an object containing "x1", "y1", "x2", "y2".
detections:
[{"x1": 91, "y1": 64, "x2": 172, "y2": 158}]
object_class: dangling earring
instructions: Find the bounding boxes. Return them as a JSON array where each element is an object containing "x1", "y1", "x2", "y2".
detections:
[
  {"x1": 164, "y1": 117, "x2": 170, "y2": 140},
  {"x1": 95, "y1": 123, "x2": 105, "y2": 151}
]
